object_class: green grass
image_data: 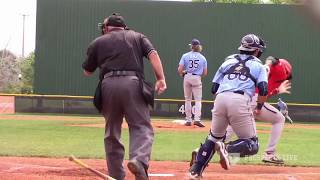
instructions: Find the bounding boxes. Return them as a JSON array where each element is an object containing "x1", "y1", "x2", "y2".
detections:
[
  {"x1": 222, "y1": 128, "x2": 320, "y2": 166},
  {"x1": 0, "y1": 114, "x2": 319, "y2": 166},
  {"x1": 0, "y1": 120, "x2": 105, "y2": 158}
]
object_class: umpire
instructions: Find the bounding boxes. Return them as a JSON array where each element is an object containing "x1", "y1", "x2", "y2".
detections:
[{"x1": 82, "y1": 13, "x2": 167, "y2": 180}]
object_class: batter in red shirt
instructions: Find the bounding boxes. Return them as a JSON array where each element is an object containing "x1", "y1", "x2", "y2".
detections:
[{"x1": 266, "y1": 57, "x2": 292, "y2": 97}]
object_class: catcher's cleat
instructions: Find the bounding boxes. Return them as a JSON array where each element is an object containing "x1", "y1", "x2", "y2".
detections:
[
  {"x1": 193, "y1": 121, "x2": 205, "y2": 128},
  {"x1": 127, "y1": 160, "x2": 149, "y2": 180},
  {"x1": 262, "y1": 153, "x2": 284, "y2": 165},
  {"x1": 215, "y1": 141, "x2": 230, "y2": 170},
  {"x1": 189, "y1": 163, "x2": 203, "y2": 180},
  {"x1": 188, "y1": 171, "x2": 201, "y2": 180}
]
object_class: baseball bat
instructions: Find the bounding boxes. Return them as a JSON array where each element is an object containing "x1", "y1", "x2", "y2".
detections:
[
  {"x1": 285, "y1": 115, "x2": 293, "y2": 124},
  {"x1": 69, "y1": 155, "x2": 116, "y2": 180}
]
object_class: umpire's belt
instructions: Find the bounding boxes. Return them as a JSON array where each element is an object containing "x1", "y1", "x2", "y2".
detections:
[{"x1": 104, "y1": 70, "x2": 137, "y2": 78}]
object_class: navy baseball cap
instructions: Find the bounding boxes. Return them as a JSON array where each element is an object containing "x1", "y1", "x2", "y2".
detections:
[{"x1": 189, "y1": 39, "x2": 201, "y2": 46}]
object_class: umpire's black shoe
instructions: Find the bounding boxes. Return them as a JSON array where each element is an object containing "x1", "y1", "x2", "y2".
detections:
[
  {"x1": 194, "y1": 121, "x2": 205, "y2": 128},
  {"x1": 127, "y1": 160, "x2": 148, "y2": 180}
]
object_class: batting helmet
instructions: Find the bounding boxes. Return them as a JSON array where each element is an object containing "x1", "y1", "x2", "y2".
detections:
[
  {"x1": 238, "y1": 34, "x2": 266, "y2": 52},
  {"x1": 265, "y1": 56, "x2": 279, "y2": 65}
]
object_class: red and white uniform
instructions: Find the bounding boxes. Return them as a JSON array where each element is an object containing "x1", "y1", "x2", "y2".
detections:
[{"x1": 267, "y1": 59, "x2": 292, "y2": 97}]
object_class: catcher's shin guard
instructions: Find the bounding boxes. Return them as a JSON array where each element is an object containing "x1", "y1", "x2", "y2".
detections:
[
  {"x1": 226, "y1": 137, "x2": 259, "y2": 157},
  {"x1": 189, "y1": 138, "x2": 216, "y2": 176}
]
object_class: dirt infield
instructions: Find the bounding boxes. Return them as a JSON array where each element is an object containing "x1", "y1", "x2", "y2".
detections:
[
  {"x1": 0, "y1": 157, "x2": 320, "y2": 180},
  {"x1": 1, "y1": 115, "x2": 320, "y2": 179}
]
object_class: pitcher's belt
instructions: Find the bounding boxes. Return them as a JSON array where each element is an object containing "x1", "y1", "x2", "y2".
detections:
[{"x1": 187, "y1": 73, "x2": 200, "y2": 76}]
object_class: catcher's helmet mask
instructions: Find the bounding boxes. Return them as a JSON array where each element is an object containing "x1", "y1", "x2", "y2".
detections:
[{"x1": 238, "y1": 34, "x2": 266, "y2": 52}]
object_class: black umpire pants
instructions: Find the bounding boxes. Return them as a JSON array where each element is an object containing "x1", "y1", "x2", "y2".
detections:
[{"x1": 101, "y1": 75, "x2": 154, "y2": 180}]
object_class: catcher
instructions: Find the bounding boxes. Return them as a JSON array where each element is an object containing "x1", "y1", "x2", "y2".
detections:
[{"x1": 224, "y1": 56, "x2": 293, "y2": 164}]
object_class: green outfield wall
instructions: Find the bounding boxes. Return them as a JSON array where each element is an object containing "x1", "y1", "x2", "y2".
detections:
[{"x1": 35, "y1": 0, "x2": 320, "y2": 104}]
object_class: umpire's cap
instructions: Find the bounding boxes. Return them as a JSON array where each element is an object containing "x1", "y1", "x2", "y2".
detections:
[
  {"x1": 238, "y1": 34, "x2": 266, "y2": 52},
  {"x1": 104, "y1": 13, "x2": 126, "y2": 27}
]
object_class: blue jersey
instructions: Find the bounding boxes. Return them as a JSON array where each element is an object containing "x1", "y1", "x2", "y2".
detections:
[
  {"x1": 212, "y1": 54, "x2": 268, "y2": 97},
  {"x1": 179, "y1": 52, "x2": 207, "y2": 75}
]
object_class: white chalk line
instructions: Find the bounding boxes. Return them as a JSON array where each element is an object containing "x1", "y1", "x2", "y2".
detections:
[
  {"x1": 243, "y1": 172, "x2": 320, "y2": 175},
  {"x1": 0, "y1": 162, "x2": 69, "y2": 173},
  {"x1": 1, "y1": 166, "x2": 25, "y2": 172},
  {"x1": 148, "y1": 173, "x2": 175, "y2": 177},
  {"x1": 203, "y1": 172, "x2": 320, "y2": 176}
]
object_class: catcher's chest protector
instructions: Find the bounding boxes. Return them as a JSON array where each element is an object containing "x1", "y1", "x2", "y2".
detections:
[{"x1": 223, "y1": 55, "x2": 257, "y2": 85}]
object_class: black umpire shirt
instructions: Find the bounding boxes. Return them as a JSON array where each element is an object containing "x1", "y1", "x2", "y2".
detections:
[{"x1": 82, "y1": 28, "x2": 155, "y2": 79}]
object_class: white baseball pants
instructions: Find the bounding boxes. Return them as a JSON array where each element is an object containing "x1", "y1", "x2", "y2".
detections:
[
  {"x1": 225, "y1": 94, "x2": 285, "y2": 153},
  {"x1": 183, "y1": 73, "x2": 202, "y2": 122}
]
